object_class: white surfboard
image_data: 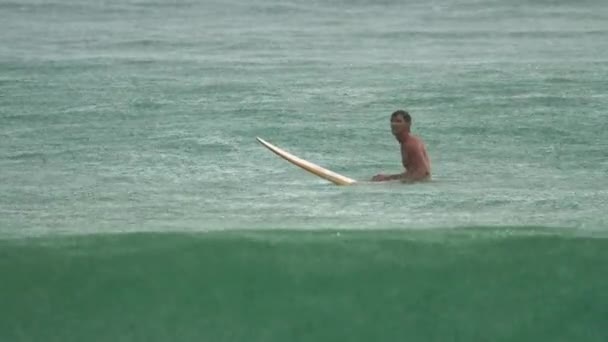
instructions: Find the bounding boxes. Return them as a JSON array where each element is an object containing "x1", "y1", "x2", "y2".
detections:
[{"x1": 256, "y1": 137, "x2": 357, "y2": 186}]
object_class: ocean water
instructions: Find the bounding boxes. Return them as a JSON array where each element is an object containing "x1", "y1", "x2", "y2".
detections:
[{"x1": 1, "y1": 0, "x2": 607, "y2": 340}]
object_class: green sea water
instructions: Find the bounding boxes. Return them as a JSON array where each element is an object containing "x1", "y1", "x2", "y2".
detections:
[
  {"x1": 1, "y1": 0, "x2": 607, "y2": 340},
  {"x1": 2, "y1": 230, "x2": 608, "y2": 341}
]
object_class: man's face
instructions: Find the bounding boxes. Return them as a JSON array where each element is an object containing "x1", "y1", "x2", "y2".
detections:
[{"x1": 391, "y1": 115, "x2": 409, "y2": 136}]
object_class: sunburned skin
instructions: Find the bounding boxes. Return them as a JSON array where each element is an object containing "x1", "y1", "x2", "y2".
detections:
[
  {"x1": 399, "y1": 132, "x2": 431, "y2": 182},
  {"x1": 371, "y1": 110, "x2": 431, "y2": 183}
]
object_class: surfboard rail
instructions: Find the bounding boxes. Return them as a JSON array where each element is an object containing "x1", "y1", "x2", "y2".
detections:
[{"x1": 256, "y1": 137, "x2": 357, "y2": 186}]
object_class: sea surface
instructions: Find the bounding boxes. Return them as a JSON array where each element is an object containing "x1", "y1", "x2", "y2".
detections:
[{"x1": 1, "y1": 0, "x2": 607, "y2": 341}]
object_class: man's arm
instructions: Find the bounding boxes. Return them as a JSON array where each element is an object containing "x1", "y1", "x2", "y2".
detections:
[
  {"x1": 371, "y1": 144, "x2": 409, "y2": 181},
  {"x1": 386, "y1": 173, "x2": 406, "y2": 180},
  {"x1": 371, "y1": 172, "x2": 406, "y2": 181}
]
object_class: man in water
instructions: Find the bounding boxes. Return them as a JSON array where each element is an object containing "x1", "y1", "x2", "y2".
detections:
[{"x1": 371, "y1": 110, "x2": 431, "y2": 183}]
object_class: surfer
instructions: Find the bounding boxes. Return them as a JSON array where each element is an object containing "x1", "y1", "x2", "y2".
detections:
[{"x1": 371, "y1": 110, "x2": 431, "y2": 183}]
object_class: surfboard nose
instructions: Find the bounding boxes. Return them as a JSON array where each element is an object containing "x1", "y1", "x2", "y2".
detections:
[{"x1": 255, "y1": 137, "x2": 357, "y2": 186}]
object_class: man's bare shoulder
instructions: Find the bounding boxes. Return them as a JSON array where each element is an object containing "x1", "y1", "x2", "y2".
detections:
[{"x1": 405, "y1": 134, "x2": 424, "y2": 148}]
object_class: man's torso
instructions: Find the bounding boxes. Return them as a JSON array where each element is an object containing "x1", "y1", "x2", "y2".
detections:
[{"x1": 400, "y1": 135, "x2": 431, "y2": 180}]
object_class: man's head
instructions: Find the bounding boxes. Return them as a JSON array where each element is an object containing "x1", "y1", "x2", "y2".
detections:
[{"x1": 390, "y1": 109, "x2": 411, "y2": 136}]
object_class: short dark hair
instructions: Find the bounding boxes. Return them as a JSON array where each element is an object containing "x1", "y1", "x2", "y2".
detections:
[{"x1": 391, "y1": 110, "x2": 411, "y2": 123}]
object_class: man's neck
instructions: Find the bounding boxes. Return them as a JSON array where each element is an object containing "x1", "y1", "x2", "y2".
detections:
[{"x1": 396, "y1": 131, "x2": 410, "y2": 143}]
